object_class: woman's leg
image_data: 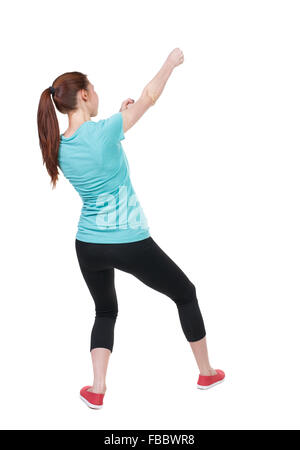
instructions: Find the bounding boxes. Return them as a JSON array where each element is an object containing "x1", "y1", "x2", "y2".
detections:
[
  {"x1": 78, "y1": 266, "x2": 118, "y2": 393},
  {"x1": 78, "y1": 266, "x2": 118, "y2": 353},
  {"x1": 76, "y1": 240, "x2": 118, "y2": 393},
  {"x1": 190, "y1": 337, "x2": 216, "y2": 376},
  {"x1": 90, "y1": 348, "x2": 111, "y2": 394},
  {"x1": 110, "y1": 237, "x2": 216, "y2": 375}
]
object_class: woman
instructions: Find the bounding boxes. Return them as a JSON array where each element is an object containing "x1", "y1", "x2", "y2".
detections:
[{"x1": 37, "y1": 48, "x2": 225, "y2": 410}]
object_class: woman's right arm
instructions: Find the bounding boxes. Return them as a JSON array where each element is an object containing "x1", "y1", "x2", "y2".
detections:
[{"x1": 122, "y1": 48, "x2": 184, "y2": 133}]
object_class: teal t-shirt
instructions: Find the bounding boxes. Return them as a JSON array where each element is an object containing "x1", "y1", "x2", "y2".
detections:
[{"x1": 58, "y1": 112, "x2": 150, "y2": 243}]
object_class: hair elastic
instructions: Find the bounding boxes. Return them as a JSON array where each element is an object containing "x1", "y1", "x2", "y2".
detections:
[{"x1": 49, "y1": 86, "x2": 55, "y2": 95}]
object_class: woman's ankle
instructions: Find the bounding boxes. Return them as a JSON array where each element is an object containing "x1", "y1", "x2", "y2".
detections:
[
  {"x1": 88, "y1": 384, "x2": 107, "y2": 394},
  {"x1": 199, "y1": 367, "x2": 217, "y2": 376}
]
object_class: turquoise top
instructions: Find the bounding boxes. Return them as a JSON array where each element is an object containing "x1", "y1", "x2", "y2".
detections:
[{"x1": 58, "y1": 112, "x2": 150, "y2": 243}]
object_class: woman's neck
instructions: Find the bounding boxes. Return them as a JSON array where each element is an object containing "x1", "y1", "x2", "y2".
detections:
[{"x1": 63, "y1": 110, "x2": 91, "y2": 137}]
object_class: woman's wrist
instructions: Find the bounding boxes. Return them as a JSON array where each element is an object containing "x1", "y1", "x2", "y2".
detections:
[{"x1": 164, "y1": 58, "x2": 175, "y2": 72}]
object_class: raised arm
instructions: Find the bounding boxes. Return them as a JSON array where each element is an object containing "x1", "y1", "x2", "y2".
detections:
[{"x1": 121, "y1": 48, "x2": 184, "y2": 133}]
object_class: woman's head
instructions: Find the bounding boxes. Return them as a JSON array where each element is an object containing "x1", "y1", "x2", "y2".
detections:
[{"x1": 37, "y1": 71, "x2": 99, "y2": 187}]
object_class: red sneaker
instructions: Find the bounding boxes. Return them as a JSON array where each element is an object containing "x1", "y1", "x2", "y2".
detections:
[
  {"x1": 197, "y1": 369, "x2": 225, "y2": 390},
  {"x1": 80, "y1": 386, "x2": 105, "y2": 409}
]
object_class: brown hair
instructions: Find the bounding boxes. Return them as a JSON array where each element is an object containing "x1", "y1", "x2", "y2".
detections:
[{"x1": 37, "y1": 71, "x2": 89, "y2": 188}]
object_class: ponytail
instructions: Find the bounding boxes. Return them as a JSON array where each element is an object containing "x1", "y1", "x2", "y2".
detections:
[
  {"x1": 37, "y1": 87, "x2": 60, "y2": 188},
  {"x1": 37, "y1": 71, "x2": 89, "y2": 188}
]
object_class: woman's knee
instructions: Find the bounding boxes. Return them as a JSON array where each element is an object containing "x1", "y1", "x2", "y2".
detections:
[
  {"x1": 94, "y1": 292, "x2": 118, "y2": 319},
  {"x1": 172, "y1": 281, "x2": 198, "y2": 306},
  {"x1": 95, "y1": 307, "x2": 118, "y2": 320}
]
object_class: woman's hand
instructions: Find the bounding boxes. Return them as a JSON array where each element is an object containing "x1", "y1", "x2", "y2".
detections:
[
  {"x1": 119, "y1": 98, "x2": 135, "y2": 112},
  {"x1": 166, "y1": 48, "x2": 184, "y2": 69}
]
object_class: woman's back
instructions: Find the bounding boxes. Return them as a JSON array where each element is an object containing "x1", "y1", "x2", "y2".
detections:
[{"x1": 58, "y1": 111, "x2": 150, "y2": 243}]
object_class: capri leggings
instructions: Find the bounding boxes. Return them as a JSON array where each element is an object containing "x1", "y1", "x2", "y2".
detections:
[{"x1": 75, "y1": 236, "x2": 206, "y2": 352}]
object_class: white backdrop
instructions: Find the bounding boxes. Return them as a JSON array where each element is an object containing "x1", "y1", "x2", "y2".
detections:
[{"x1": 1, "y1": 0, "x2": 300, "y2": 430}]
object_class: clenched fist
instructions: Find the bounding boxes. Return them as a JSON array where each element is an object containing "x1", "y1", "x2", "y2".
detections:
[
  {"x1": 167, "y1": 48, "x2": 184, "y2": 68},
  {"x1": 119, "y1": 98, "x2": 135, "y2": 112}
]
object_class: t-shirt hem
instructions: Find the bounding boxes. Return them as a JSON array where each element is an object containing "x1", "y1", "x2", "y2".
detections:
[{"x1": 75, "y1": 229, "x2": 151, "y2": 244}]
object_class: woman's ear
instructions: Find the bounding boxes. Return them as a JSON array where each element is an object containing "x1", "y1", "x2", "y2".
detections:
[{"x1": 80, "y1": 88, "x2": 89, "y2": 102}]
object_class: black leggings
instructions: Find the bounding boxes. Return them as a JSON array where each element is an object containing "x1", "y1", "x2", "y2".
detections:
[{"x1": 75, "y1": 236, "x2": 206, "y2": 352}]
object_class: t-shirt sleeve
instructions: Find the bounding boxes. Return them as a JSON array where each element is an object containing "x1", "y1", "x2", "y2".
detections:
[{"x1": 102, "y1": 111, "x2": 125, "y2": 143}]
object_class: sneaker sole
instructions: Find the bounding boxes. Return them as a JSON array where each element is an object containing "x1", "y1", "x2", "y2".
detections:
[
  {"x1": 80, "y1": 395, "x2": 103, "y2": 409},
  {"x1": 196, "y1": 379, "x2": 225, "y2": 390}
]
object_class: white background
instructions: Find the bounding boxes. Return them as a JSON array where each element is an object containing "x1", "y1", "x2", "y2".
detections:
[{"x1": 1, "y1": 0, "x2": 299, "y2": 430}]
